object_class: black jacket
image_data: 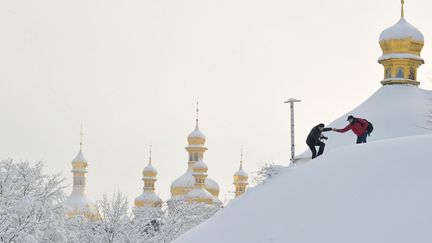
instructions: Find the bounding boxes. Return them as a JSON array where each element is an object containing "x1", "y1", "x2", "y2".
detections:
[{"x1": 306, "y1": 126, "x2": 332, "y2": 145}]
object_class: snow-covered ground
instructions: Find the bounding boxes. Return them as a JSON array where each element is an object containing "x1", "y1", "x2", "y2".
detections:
[
  {"x1": 174, "y1": 85, "x2": 432, "y2": 243},
  {"x1": 308, "y1": 85, "x2": 432, "y2": 154}
]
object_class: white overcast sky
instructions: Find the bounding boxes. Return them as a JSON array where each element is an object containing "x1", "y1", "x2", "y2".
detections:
[{"x1": 1, "y1": 0, "x2": 432, "y2": 204}]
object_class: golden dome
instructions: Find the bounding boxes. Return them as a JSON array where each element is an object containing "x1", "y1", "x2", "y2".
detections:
[
  {"x1": 187, "y1": 125, "x2": 206, "y2": 145},
  {"x1": 135, "y1": 153, "x2": 162, "y2": 208},
  {"x1": 185, "y1": 161, "x2": 214, "y2": 205},
  {"x1": 233, "y1": 152, "x2": 248, "y2": 198},
  {"x1": 378, "y1": 2, "x2": 424, "y2": 86}
]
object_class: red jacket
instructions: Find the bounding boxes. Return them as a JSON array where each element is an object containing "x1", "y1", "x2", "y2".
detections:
[{"x1": 335, "y1": 118, "x2": 368, "y2": 136}]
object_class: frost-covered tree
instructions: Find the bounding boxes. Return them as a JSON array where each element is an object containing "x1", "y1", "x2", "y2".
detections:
[
  {"x1": 0, "y1": 159, "x2": 222, "y2": 242},
  {"x1": 65, "y1": 191, "x2": 141, "y2": 243},
  {"x1": 93, "y1": 191, "x2": 139, "y2": 243},
  {"x1": 153, "y1": 200, "x2": 220, "y2": 242},
  {"x1": 252, "y1": 162, "x2": 283, "y2": 185},
  {"x1": 0, "y1": 159, "x2": 67, "y2": 243}
]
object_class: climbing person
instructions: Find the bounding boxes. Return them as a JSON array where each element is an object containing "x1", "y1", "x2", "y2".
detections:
[
  {"x1": 306, "y1": 123, "x2": 332, "y2": 159},
  {"x1": 333, "y1": 115, "x2": 371, "y2": 144}
]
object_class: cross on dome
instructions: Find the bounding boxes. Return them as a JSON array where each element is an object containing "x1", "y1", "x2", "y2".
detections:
[
  {"x1": 195, "y1": 100, "x2": 199, "y2": 128},
  {"x1": 80, "y1": 124, "x2": 83, "y2": 150},
  {"x1": 149, "y1": 144, "x2": 152, "y2": 165}
]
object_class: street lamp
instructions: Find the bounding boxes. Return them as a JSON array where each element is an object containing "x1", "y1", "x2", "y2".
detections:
[{"x1": 284, "y1": 98, "x2": 301, "y2": 165}]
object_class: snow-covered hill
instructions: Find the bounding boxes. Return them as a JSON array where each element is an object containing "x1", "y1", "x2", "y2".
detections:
[
  {"x1": 174, "y1": 85, "x2": 432, "y2": 243},
  {"x1": 322, "y1": 85, "x2": 432, "y2": 151}
]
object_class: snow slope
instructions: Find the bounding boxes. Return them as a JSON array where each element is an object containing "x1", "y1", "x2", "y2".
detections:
[
  {"x1": 310, "y1": 85, "x2": 432, "y2": 154},
  {"x1": 174, "y1": 85, "x2": 432, "y2": 243},
  {"x1": 175, "y1": 134, "x2": 432, "y2": 243}
]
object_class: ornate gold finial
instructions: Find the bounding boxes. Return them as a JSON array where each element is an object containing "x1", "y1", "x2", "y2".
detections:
[
  {"x1": 195, "y1": 100, "x2": 199, "y2": 127},
  {"x1": 149, "y1": 144, "x2": 152, "y2": 165},
  {"x1": 401, "y1": 0, "x2": 405, "y2": 18},
  {"x1": 80, "y1": 125, "x2": 83, "y2": 150}
]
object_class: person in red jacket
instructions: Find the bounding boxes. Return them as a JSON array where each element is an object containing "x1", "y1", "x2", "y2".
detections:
[{"x1": 333, "y1": 115, "x2": 369, "y2": 144}]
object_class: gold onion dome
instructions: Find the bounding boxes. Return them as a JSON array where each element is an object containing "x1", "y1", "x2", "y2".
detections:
[
  {"x1": 64, "y1": 133, "x2": 99, "y2": 220},
  {"x1": 142, "y1": 163, "x2": 157, "y2": 178},
  {"x1": 135, "y1": 147, "x2": 162, "y2": 208},
  {"x1": 234, "y1": 166, "x2": 248, "y2": 181},
  {"x1": 170, "y1": 105, "x2": 220, "y2": 200},
  {"x1": 186, "y1": 161, "x2": 214, "y2": 204},
  {"x1": 187, "y1": 125, "x2": 206, "y2": 145},
  {"x1": 378, "y1": 1, "x2": 424, "y2": 86},
  {"x1": 72, "y1": 150, "x2": 87, "y2": 164},
  {"x1": 233, "y1": 150, "x2": 248, "y2": 198}
]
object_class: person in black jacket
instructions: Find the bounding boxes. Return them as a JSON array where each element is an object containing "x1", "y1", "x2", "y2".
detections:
[{"x1": 306, "y1": 123, "x2": 332, "y2": 159}]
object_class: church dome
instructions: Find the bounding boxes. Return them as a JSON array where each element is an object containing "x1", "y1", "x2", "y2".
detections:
[
  {"x1": 72, "y1": 150, "x2": 87, "y2": 163},
  {"x1": 380, "y1": 17, "x2": 424, "y2": 42},
  {"x1": 64, "y1": 191, "x2": 99, "y2": 220},
  {"x1": 205, "y1": 177, "x2": 220, "y2": 197},
  {"x1": 377, "y1": 2, "x2": 425, "y2": 86},
  {"x1": 135, "y1": 191, "x2": 162, "y2": 208},
  {"x1": 187, "y1": 125, "x2": 206, "y2": 145},
  {"x1": 234, "y1": 167, "x2": 248, "y2": 179},
  {"x1": 143, "y1": 163, "x2": 157, "y2": 178},
  {"x1": 170, "y1": 170, "x2": 220, "y2": 198},
  {"x1": 185, "y1": 187, "x2": 214, "y2": 204}
]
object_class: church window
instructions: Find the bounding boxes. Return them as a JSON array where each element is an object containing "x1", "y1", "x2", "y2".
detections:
[
  {"x1": 396, "y1": 67, "x2": 405, "y2": 78},
  {"x1": 409, "y1": 67, "x2": 416, "y2": 80},
  {"x1": 385, "y1": 67, "x2": 392, "y2": 79},
  {"x1": 189, "y1": 154, "x2": 193, "y2": 161},
  {"x1": 193, "y1": 153, "x2": 198, "y2": 161}
]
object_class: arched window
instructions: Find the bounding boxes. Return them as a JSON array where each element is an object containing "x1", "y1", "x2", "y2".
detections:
[
  {"x1": 396, "y1": 67, "x2": 405, "y2": 78},
  {"x1": 385, "y1": 67, "x2": 392, "y2": 79},
  {"x1": 409, "y1": 67, "x2": 416, "y2": 80},
  {"x1": 193, "y1": 153, "x2": 198, "y2": 161},
  {"x1": 189, "y1": 154, "x2": 193, "y2": 161}
]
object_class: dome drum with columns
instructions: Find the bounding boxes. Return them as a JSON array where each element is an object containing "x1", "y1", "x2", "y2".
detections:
[
  {"x1": 378, "y1": 0, "x2": 424, "y2": 86},
  {"x1": 64, "y1": 127, "x2": 99, "y2": 221}
]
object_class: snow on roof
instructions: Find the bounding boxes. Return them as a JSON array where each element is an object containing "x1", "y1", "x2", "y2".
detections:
[
  {"x1": 378, "y1": 53, "x2": 424, "y2": 62},
  {"x1": 171, "y1": 168, "x2": 219, "y2": 191},
  {"x1": 135, "y1": 191, "x2": 162, "y2": 203},
  {"x1": 72, "y1": 150, "x2": 87, "y2": 163},
  {"x1": 205, "y1": 178, "x2": 219, "y2": 190},
  {"x1": 234, "y1": 168, "x2": 248, "y2": 177},
  {"x1": 380, "y1": 17, "x2": 424, "y2": 42},
  {"x1": 64, "y1": 191, "x2": 97, "y2": 214},
  {"x1": 188, "y1": 126, "x2": 206, "y2": 140},
  {"x1": 171, "y1": 169, "x2": 195, "y2": 188},
  {"x1": 193, "y1": 161, "x2": 208, "y2": 170},
  {"x1": 143, "y1": 164, "x2": 157, "y2": 174},
  {"x1": 186, "y1": 188, "x2": 214, "y2": 200}
]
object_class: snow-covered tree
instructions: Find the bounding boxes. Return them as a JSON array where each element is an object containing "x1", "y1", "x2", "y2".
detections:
[
  {"x1": 0, "y1": 159, "x2": 67, "y2": 242},
  {"x1": 252, "y1": 162, "x2": 283, "y2": 185},
  {"x1": 0, "y1": 159, "x2": 222, "y2": 242},
  {"x1": 154, "y1": 200, "x2": 220, "y2": 242}
]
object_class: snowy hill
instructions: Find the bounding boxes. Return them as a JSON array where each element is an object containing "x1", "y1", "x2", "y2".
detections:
[
  {"x1": 174, "y1": 85, "x2": 432, "y2": 243},
  {"x1": 321, "y1": 85, "x2": 432, "y2": 151}
]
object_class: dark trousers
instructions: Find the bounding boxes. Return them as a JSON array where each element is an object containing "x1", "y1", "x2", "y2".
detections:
[
  {"x1": 307, "y1": 141, "x2": 325, "y2": 159},
  {"x1": 356, "y1": 133, "x2": 368, "y2": 144}
]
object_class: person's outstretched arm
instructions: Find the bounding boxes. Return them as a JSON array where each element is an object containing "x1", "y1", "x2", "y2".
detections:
[{"x1": 333, "y1": 125, "x2": 351, "y2": 133}]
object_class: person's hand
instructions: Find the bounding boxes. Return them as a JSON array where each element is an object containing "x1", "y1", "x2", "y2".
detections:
[{"x1": 332, "y1": 128, "x2": 337, "y2": 131}]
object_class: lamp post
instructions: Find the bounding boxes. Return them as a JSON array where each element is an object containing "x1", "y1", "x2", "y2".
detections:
[{"x1": 284, "y1": 98, "x2": 301, "y2": 165}]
